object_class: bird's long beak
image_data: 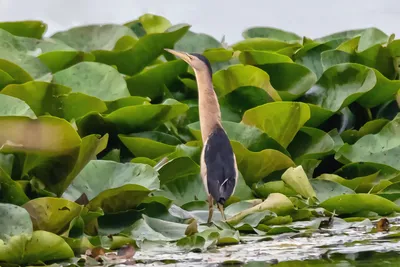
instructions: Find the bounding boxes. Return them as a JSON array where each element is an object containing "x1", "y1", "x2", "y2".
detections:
[{"x1": 164, "y1": 48, "x2": 191, "y2": 63}]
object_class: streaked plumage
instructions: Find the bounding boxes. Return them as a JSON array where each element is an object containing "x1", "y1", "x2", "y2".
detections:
[{"x1": 164, "y1": 48, "x2": 238, "y2": 223}]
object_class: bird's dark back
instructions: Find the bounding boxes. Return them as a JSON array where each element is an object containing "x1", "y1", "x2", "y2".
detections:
[{"x1": 203, "y1": 125, "x2": 237, "y2": 205}]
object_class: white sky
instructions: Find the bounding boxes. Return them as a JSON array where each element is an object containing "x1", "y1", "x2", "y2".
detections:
[{"x1": 1, "y1": 0, "x2": 399, "y2": 44}]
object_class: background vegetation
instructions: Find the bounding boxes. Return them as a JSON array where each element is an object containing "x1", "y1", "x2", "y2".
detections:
[{"x1": 0, "y1": 13, "x2": 400, "y2": 265}]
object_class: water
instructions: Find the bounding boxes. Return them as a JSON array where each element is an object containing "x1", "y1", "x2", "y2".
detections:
[{"x1": 87, "y1": 216, "x2": 400, "y2": 266}]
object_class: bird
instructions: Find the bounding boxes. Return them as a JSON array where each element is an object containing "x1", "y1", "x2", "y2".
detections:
[{"x1": 164, "y1": 48, "x2": 238, "y2": 224}]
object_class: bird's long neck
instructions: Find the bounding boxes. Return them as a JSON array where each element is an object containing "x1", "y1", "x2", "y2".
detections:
[{"x1": 195, "y1": 69, "x2": 222, "y2": 143}]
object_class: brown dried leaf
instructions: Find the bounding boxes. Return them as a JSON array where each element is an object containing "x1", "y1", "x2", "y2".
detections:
[
  {"x1": 86, "y1": 246, "x2": 106, "y2": 261},
  {"x1": 376, "y1": 218, "x2": 390, "y2": 232},
  {"x1": 75, "y1": 192, "x2": 89, "y2": 205}
]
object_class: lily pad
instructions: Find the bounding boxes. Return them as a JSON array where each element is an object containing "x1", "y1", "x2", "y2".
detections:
[
  {"x1": 336, "y1": 114, "x2": 400, "y2": 170},
  {"x1": 52, "y1": 62, "x2": 130, "y2": 101},
  {"x1": 1, "y1": 81, "x2": 71, "y2": 116},
  {"x1": 0, "y1": 94, "x2": 36, "y2": 118},
  {"x1": 311, "y1": 179, "x2": 355, "y2": 203},
  {"x1": 0, "y1": 230, "x2": 74, "y2": 264},
  {"x1": 62, "y1": 160, "x2": 159, "y2": 213},
  {"x1": 0, "y1": 203, "x2": 33, "y2": 240},
  {"x1": 51, "y1": 24, "x2": 136, "y2": 51},
  {"x1": 281, "y1": 166, "x2": 316, "y2": 199},
  {"x1": 0, "y1": 20, "x2": 47, "y2": 38},
  {"x1": 93, "y1": 24, "x2": 190, "y2": 75},
  {"x1": 320, "y1": 193, "x2": 400, "y2": 215},
  {"x1": 242, "y1": 27, "x2": 302, "y2": 43},
  {"x1": 242, "y1": 101, "x2": 310, "y2": 148},
  {"x1": 232, "y1": 141, "x2": 295, "y2": 184},
  {"x1": 213, "y1": 64, "x2": 281, "y2": 101},
  {"x1": 126, "y1": 59, "x2": 188, "y2": 99},
  {"x1": 23, "y1": 197, "x2": 83, "y2": 234}
]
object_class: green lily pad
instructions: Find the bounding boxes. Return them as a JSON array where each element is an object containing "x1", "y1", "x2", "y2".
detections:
[
  {"x1": 213, "y1": 64, "x2": 281, "y2": 101},
  {"x1": 125, "y1": 13, "x2": 172, "y2": 35},
  {"x1": 23, "y1": 197, "x2": 83, "y2": 234},
  {"x1": 38, "y1": 50, "x2": 95, "y2": 73},
  {"x1": 187, "y1": 121, "x2": 288, "y2": 154},
  {"x1": 287, "y1": 127, "x2": 335, "y2": 163},
  {"x1": 0, "y1": 58, "x2": 33, "y2": 83},
  {"x1": 0, "y1": 230, "x2": 74, "y2": 264},
  {"x1": 119, "y1": 131, "x2": 181, "y2": 159},
  {"x1": 157, "y1": 174, "x2": 208, "y2": 206},
  {"x1": 93, "y1": 24, "x2": 190, "y2": 75},
  {"x1": 0, "y1": 116, "x2": 81, "y2": 154},
  {"x1": 51, "y1": 24, "x2": 136, "y2": 51},
  {"x1": 377, "y1": 182, "x2": 400, "y2": 201},
  {"x1": 232, "y1": 38, "x2": 300, "y2": 52},
  {"x1": 336, "y1": 114, "x2": 400, "y2": 170},
  {"x1": 281, "y1": 166, "x2": 316, "y2": 199},
  {"x1": 341, "y1": 119, "x2": 389, "y2": 145},
  {"x1": 52, "y1": 62, "x2": 130, "y2": 101},
  {"x1": 0, "y1": 168, "x2": 29, "y2": 205},
  {"x1": 0, "y1": 203, "x2": 33, "y2": 240},
  {"x1": 62, "y1": 160, "x2": 159, "y2": 213},
  {"x1": 311, "y1": 179, "x2": 355, "y2": 202},
  {"x1": 0, "y1": 94, "x2": 36, "y2": 118},
  {"x1": 232, "y1": 141, "x2": 294, "y2": 185},
  {"x1": 253, "y1": 181, "x2": 297, "y2": 198},
  {"x1": 124, "y1": 215, "x2": 190, "y2": 242},
  {"x1": 302, "y1": 63, "x2": 376, "y2": 112},
  {"x1": 242, "y1": 101, "x2": 310, "y2": 148},
  {"x1": 126, "y1": 59, "x2": 188, "y2": 99},
  {"x1": 0, "y1": 20, "x2": 47, "y2": 38},
  {"x1": 320, "y1": 193, "x2": 400, "y2": 215},
  {"x1": 1, "y1": 81, "x2": 71, "y2": 116},
  {"x1": 174, "y1": 30, "x2": 222, "y2": 53},
  {"x1": 77, "y1": 99, "x2": 189, "y2": 135},
  {"x1": 0, "y1": 69, "x2": 14, "y2": 89},
  {"x1": 242, "y1": 27, "x2": 302, "y2": 43}
]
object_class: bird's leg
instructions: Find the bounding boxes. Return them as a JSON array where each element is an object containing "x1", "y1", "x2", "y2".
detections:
[
  {"x1": 217, "y1": 203, "x2": 226, "y2": 221},
  {"x1": 207, "y1": 195, "x2": 214, "y2": 225}
]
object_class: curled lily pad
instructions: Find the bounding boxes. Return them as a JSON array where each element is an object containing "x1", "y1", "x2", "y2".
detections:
[
  {"x1": 0, "y1": 230, "x2": 74, "y2": 264},
  {"x1": 320, "y1": 194, "x2": 400, "y2": 215},
  {"x1": 23, "y1": 197, "x2": 83, "y2": 234},
  {"x1": 94, "y1": 24, "x2": 190, "y2": 75},
  {"x1": 62, "y1": 160, "x2": 159, "y2": 213},
  {"x1": 242, "y1": 101, "x2": 310, "y2": 148},
  {"x1": 213, "y1": 64, "x2": 281, "y2": 101},
  {"x1": 0, "y1": 20, "x2": 47, "y2": 38}
]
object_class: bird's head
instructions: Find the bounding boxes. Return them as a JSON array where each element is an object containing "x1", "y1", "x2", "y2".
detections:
[{"x1": 164, "y1": 49, "x2": 212, "y2": 75}]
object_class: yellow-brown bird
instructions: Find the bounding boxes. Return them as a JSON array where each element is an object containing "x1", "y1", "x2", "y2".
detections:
[{"x1": 164, "y1": 49, "x2": 238, "y2": 223}]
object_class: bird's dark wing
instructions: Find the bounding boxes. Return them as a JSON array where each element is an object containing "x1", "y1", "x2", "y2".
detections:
[{"x1": 204, "y1": 125, "x2": 237, "y2": 205}]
